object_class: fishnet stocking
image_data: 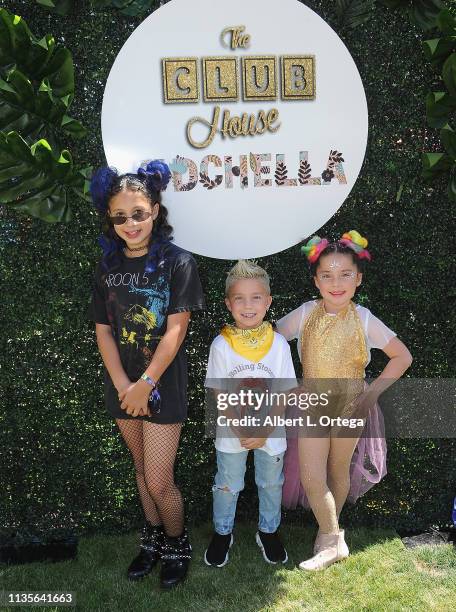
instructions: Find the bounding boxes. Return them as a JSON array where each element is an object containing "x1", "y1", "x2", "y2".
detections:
[{"x1": 116, "y1": 419, "x2": 184, "y2": 536}]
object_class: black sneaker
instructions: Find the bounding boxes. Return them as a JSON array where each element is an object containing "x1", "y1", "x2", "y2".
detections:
[
  {"x1": 255, "y1": 531, "x2": 288, "y2": 564},
  {"x1": 204, "y1": 533, "x2": 233, "y2": 567}
]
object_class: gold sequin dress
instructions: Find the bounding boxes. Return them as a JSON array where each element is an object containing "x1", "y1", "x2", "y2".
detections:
[{"x1": 300, "y1": 300, "x2": 367, "y2": 418}]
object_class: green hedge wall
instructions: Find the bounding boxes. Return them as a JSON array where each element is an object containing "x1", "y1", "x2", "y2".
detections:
[{"x1": 1, "y1": 0, "x2": 455, "y2": 540}]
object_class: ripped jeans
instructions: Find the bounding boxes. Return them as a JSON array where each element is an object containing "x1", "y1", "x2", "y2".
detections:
[{"x1": 212, "y1": 449, "x2": 284, "y2": 535}]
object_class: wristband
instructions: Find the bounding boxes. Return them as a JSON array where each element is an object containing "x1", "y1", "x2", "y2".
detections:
[
  {"x1": 140, "y1": 373, "x2": 157, "y2": 388},
  {"x1": 140, "y1": 373, "x2": 161, "y2": 411}
]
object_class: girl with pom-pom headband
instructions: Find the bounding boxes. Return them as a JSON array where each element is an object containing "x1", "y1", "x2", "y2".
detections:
[
  {"x1": 301, "y1": 230, "x2": 371, "y2": 275},
  {"x1": 275, "y1": 228, "x2": 412, "y2": 572}
]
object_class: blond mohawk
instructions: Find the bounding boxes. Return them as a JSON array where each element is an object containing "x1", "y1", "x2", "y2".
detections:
[{"x1": 225, "y1": 259, "x2": 270, "y2": 295}]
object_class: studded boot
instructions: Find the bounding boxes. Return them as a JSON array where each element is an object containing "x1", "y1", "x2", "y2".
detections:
[
  {"x1": 159, "y1": 527, "x2": 192, "y2": 589},
  {"x1": 127, "y1": 522, "x2": 163, "y2": 581}
]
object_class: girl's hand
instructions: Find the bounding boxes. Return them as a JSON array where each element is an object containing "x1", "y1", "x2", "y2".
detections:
[
  {"x1": 116, "y1": 378, "x2": 133, "y2": 397},
  {"x1": 240, "y1": 437, "x2": 267, "y2": 450},
  {"x1": 119, "y1": 381, "x2": 151, "y2": 417},
  {"x1": 331, "y1": 390, "x2": 378, "y2": 438},
  {"x1": 347, "y1": 389, "x2": 379, "y2": 420}
]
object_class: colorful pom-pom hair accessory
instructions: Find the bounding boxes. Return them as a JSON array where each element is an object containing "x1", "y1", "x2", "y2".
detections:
[
  {"x1": 301, "y1": 235, "x2": 329, "y2": 263},
  {"x1": 339, "y1": 230, "x2": 371, "y2": 261}
]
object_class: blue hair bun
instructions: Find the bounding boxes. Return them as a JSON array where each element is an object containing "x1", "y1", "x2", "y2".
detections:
[
  {"x1": 137, "y1": 159, "x2": 171, "y2": 192},
  {"x1": 90, "y1": 167, "x2": 118, "y2": 213}
]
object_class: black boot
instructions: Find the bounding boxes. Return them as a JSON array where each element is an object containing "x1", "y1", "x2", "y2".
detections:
[
  {"x1": 160, "y1": 528, "x2": 192, "y2": 590},
  {"x1": 127, "y1": 522, "x2": 163, "y2": 581}
]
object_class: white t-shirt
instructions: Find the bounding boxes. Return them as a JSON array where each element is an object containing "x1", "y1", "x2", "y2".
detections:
[
  {"x1": 205, "y1": 332, "x2": 297, "y2": 455},
  {"x1": 276, "y1": 300, "x2": 397, "y2": 368}
]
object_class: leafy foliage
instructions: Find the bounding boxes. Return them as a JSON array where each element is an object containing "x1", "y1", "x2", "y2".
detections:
[
  {"x1": 35, "y1": 0, "x2": 161, "y2": 17},
  {"x1": 0, "y1": 7, "x2": 85, "y2": 141},
  {"x1": 0, "y1": 0, "x2": 453, "y2": 541},
  {"x1": 335, "y1": 0, "x2": 376, "y2": 28},
  {"x1": 0, "y1": 8, "x2": 87, "y2": 220},
  {"x1": 0, "y1": 131, "x2": 90, "y2": 221},
  {"x1": 379, "y1": 0, "x2": 445, "y2": 30},
  {"x1": 93, "y1": 0, "x2": 159, "y2": 17},
  {"x1": 35, "y1": 0, "x2": 73, "y2": 15},
  {"x1": 422, "y1": 9, "x2": 456, "y2": 200}
]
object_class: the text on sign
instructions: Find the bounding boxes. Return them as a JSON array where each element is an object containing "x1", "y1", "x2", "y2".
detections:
[
  {"x1": 221, "y1": 25, "x2": 251, "y2": 49},
  {"x1": 187, "y1": 106, "x2": 281, "y2": 149}
]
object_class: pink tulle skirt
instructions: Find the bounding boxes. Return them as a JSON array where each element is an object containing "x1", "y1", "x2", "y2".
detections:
[{"x1": 282, "y1": 401, "x2": 387, "y2": 509}]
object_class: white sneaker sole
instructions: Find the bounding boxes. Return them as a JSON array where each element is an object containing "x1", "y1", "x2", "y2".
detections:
[
  {"x1": 255, "y1": 532, "x2": 288, "y2": 564},
  {"x1": 298, "y1": 552, "x2": 349, "y2": 571},
  {"x1": 204, "y1": 534, "x2": 233, "y2": 568}
]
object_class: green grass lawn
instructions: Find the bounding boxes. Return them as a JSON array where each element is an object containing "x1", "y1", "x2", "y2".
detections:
[{"x1": 1, "y1": 524, "x2": 455, "y2": 612}]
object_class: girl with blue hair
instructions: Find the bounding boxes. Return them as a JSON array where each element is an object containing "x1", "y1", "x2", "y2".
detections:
[{"x1": 88, "y1": 160, "x2": 205, "y2": 589}]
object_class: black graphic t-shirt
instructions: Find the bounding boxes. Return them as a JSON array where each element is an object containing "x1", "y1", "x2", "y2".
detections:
[{"x1": 88, "y1": 242, "x2": 205, "y2": 423}]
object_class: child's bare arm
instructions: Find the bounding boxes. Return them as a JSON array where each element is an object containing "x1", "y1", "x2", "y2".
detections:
[
  {"x1": 118, "y1": 312, "x2": 191, "y2": 416},
  {"x1": 95, "y1": 323, "x2": 131, "y2": 393},
  {"x1": 369, "y1": 336, "x2": 413, "y2": 397},
  {"x1": 348, "y1": 337, "x2": 412, "y2": 421},
  {"x1": 143, "y1": 311, "x2": 191, "y2": 381}
]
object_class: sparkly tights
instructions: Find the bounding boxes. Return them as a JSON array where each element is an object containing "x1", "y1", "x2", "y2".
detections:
[
  {"x1": 116, "y1": 419, "x2": 183, "y2": 537},
  {"x1": 298, "y1": 435, "x2": 360, "y2": 534}
]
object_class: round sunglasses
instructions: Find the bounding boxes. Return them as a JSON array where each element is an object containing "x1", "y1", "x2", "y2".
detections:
[{"x1": 108, "y1": 210, "x2": 154, "y2": 226}]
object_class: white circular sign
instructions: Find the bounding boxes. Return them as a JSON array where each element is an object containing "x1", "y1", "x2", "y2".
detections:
[{"x1": 102, "y1": 0, "x2": 368, "y2": 259}]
